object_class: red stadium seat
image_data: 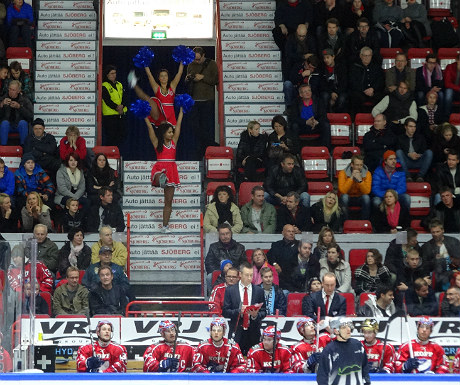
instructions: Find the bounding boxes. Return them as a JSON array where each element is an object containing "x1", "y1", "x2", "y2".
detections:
[
  {"x1": 380, "y1": 48, "x2": 403, "y2": 70},
  {"x1": 438, "y1": 292, "x2": 445, "y2": 316},
  {"x1": 205, "y1": 146, "x2": 233, "y2": 180},
  {"x1": 286, "y1": 293, "x2": 308, "y2": 316},
  {"x1": 328, "y1": 113, "x2": 351, "y2": 145},
  {"x1": 332, "y1": 146, "x2": 360, "y2": 178},
  {"x1": 238, "y1": 182, "x2": 262, "y2": 207},
  {"x1": 6, "y1": 47, "x2": 33, "y2": 72},
  {"x1": 428, "y1": 0, "x2": 452, "y2": 17},
  {"x1": 301, "y1": 146, "x2": 330, "y2": 180},
  {"x1": 343, "y1": 220, "x2": 373, "y2": 234},
  {"x1": 349, "y1": 249, "x2": 368, "y2": 275},
  {"x1": 206, "y1": 182, "x2": 236, "y2": 204},
  {"x1": 359, "y1": 292, "x2": 375, "y2": 307},
  {"x1": 449, "y1": 113, "x2": 460, "y2": 130},
  {"x1": 408, "y1": 48, "x2": 433, "y2": 69},
  {"x1": 338, "y1": 292, "x2": 356, "y2": 316},
  {"x1": 354, "y1": 113, "x2": 374, "y2": 144},
  {"x1": 410, "y1": 219, "x2": 428, "y2": 233},
  {"x1": 0, "y1": 145, "x2": 23, "y2": 172},
  {"x1": 92, "y1": 146, "x2": 121, "y2": 171},
  {"x1": 39, "y1": 292, "x2": 53, "y2": 317},
  {"x1": 438, "y1": 47, "x2": 460, "y2": 70},
  {"x1": 308, "y1": 181, "x2": 333, "y2": 206},
  {"x1": 406, "y1": 182, "x2": 431, "y2": 216}
]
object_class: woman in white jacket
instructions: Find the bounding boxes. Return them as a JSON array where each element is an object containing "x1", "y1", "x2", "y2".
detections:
[
  {"x1": 319, "y1": 244, "x2": 355, "y2": 296},
  {"x1": 55, "y1": 152, "x2": 88, "y2": 210}
]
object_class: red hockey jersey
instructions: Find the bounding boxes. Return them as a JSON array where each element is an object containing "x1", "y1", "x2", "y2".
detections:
[
  {"x1": 291, "y1": 334, "x2": 332, "y2": 373},
  {"x1": 209, "y1": 283, "x2": 226, "y2": 314},
  {"x1": 0, "y1": 347, "x2": 12, "y2": 373},
  {"x1": 76, "y1": 341, "x2": 127, "y2": 373},
  {"x1": 454, "y1": 347, "x2": 460, "y2": 374},
  {"x1": 192, "y1": 337, "x2": 246, "y2": 373},
  {"x1": 361, "y1": 339, "x2": 396, "y2": 373},
  {"x1": 395, "y1": 339, "x2": 449, "y2": 373},
  {"x1": 143, "y1": 341, "x2": 195, "y2": 372},
  {"x1": 247, "y1": 342, "x2": 293, "y2": 373},
  {"x1": 8, "y1": 261, "x2": 53, "y2": 293}
]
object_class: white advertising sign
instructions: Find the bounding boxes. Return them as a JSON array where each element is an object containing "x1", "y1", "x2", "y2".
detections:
[
  {"x1": 220, "y1": 10, "x2": 275, "y2": 20},
  {"x1": 221, "y1": 31, "x2": 274, "y2": 40},
  {"x1": 123, "y1": 172, "x2": 201, "y2": 184},
  {"x1": 122, "y1": 196, "x2": 200, "y2": 208},
  {"x1": 223, "y1": 82, "x2": 282, "y2": 93},
  {"x1": 221, "y1": 20, "x2": 275, "y2": 30},
  {"x1": 224, "y1": 104, "x2": 284, "y2": 115},
  {"x1": 36, "y1": 30, "x2": 96, "y2": 40},
  {"x1": 130, "y1": 259, "x2": 201, "y2": 271},
  {"x1": 35, "y1": 82, "x2": 96, "y2": 92},
  {"x1": 222, "y1": 51, "x2": 280, "y2": 61},
  {"x1": 37, "y1": 20, "x2": 96, "y2": 30},
  {"x1": 34, "y1": 103, "x2": 95, "y2": 114},
  {"x1": 39, "y1": 1, "x2": 95, "y2": 10},
  {"x1": 220, "y1": 2, "x2": 276, "y2": 11},
  {"x1": 222, "y1": 61, "x2": 281, "y2": 71},
  {"x1": 35, "y1": 71, "x2": 96, "y2": 81},
  {"x1": 130, "y1": 246, "x2": 201, "y2": 258},
  {"x1": 222, "y1": 71, "x2": 282, "y2": 81},
  {"x1": 129, "y1": 233, "x2": 200, "y2": 246},
  {"x1": 123, "y1": 160, "x2": 200, "y2": 172},
  {"x1": 123, "y1": 184, "x2": 201, "y2": 195},
  {"x1": 36, "y1": 51, "x2": 96, "y2": 60},
  {"x1": 36, "y1": 40, "x2": 96, "y2": 50},
  {"x1": 224, "y1": 92, "x2": 284, "y2": 103},
  {"x1": 45, "y1": 126, "x2": 95, "y2": 137},
  {"x1": 124, "y1": 209, "x2": 201, "y2": 221},
  {"x1": 36, "y1": 60, "x2": 96, "y2": 71},
  {"x1": 34, "y1": 114, "x2": 96, "y2": 125},
  {"x1": 38, "y1": 10, "x2": 97, "y2": 20},
  {"x1": 34, "y1": 92, "x2": 96, "y2": 102}
]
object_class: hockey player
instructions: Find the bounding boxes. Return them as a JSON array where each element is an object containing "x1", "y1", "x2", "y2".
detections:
[
  {"x1": 454, "y1": 347, "x2": 460, "y2": 374},
  {"x1": 0, "y1": 332, "x2": 12, "y2": 373},
  {"x1": 291, "y1": 317, "x2": 330, "y2": 373},
  {"x1": 143, "y1": 320, "x2": 195, "y2": 372},
  {"x1": 76, "y1": 320, "x2": 127, "y2": 373},
  {"x1": 247, "y1": 326, "x2": 293, "y2": 373},
  {"x1": 360, "y1": 318, "x2": 395, "y2": 373},
  {"x1": 317, "y1": 318, "x2": 370, "y2": 385},
  {"x1": 395, "y1": 316, "x2": 449, "y2": 374},
  {"x1": 192, "y1": 317, "x2": 246, "y2": 373}
]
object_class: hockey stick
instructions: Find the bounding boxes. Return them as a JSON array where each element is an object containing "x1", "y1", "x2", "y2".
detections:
[
  {"x1": 86, "y1": 315, "x2": 96, "y2": 357},
  {"x1": 172, "y1": 311, "x2": 181, "y2": 358},
  {"x1": 378, "y1": 310, "x2": 405, "y2": 371},
  {"x1": 315, "y1": 306, "x2": 321, "y2": 353},
  {"x1": 403, "y1": 303, "x2": 416, "y2": 373},
  {"x1": 271, "y1": 309, "x2": 279, "y2": 373},
  {"x1": 222, "y1": 302, "x2": 242, "y2": 373}
]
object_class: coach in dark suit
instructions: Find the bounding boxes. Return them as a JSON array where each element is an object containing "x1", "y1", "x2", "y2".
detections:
[
  {"x1": 302, "y1": 272, "x2": 347, "y2": 319},
  {"x1": 223, "y1": 261, "x2": 266, "y2": 355}
]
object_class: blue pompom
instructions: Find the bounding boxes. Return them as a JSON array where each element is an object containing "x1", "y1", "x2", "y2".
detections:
[
  {"x1": 130, "y1": 99, "x2": 151, "y2": 119},
  {"x1": 133, "y1": 46, "x2": 155, "y2": 68},
  {"x1": 172, "y1": 45, "x2": 195, "y2": 65},
  {"x1": 175, "y1": 93, "x2": 195, "y2": 114}
]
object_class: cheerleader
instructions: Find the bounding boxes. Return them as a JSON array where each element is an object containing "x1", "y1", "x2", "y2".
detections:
[{"x1": 144, "y1": 107, "x2": 183, "y2": 233}]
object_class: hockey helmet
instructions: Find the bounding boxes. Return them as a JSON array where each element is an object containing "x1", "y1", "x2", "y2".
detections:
[
  {"x1": 157, "y1": 320, "x2": 177, "y2": 334},
  {"x1": 361, "y1": 319, "x2": 379, "y2": 333},
  {"x1": 417, "y1": 316, "x2": 434, "y2": 329},
  {"x1": 210, "y1": 317, "x2": 227, "y2": 333},
  {"x1": 296, "y1": 317, "x2": 316, "y2": 335},
  {"x1": 96, "y1": 320, "x2": 113, "y2": 335},
  {"x1": 329, "y1": 317, "x2": 354, "y2": 331},
  {"x1": 263, "y1": 325, "x2": 281, "y2": 340}
]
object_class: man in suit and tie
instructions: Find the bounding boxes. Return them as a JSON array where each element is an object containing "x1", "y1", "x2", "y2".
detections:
[
  {"x1": 223, "y1": 261, "x2": 266, "y2": 355},
  {"x1": 302, "y1": 272, "x2": 346, "y2": 319}
]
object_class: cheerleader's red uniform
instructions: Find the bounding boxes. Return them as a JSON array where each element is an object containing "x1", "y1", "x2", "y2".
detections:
[
  {"x1": 149, "y1": 87, "x2": 176, "y2": 126},
  {"x1": 151, "y1": 141, "x2": 180, "y2": 188}
]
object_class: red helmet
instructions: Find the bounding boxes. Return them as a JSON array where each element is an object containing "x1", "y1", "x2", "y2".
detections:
[
  {"x1": 210, "y1": 317, "x2": 227, "y2": 333},
  {"x1": 263, "y1": 325, "x2": 281, "y2": 340},
  {"x1": 96, "y1": 320, "x2": 113, "y2": 335},
  {"x1": 417, "y1": 316, "x2": 434, "y2": 328},
  {"x1": 157, "y1": 320, "x2": 177, "y2": 334},
  {"x1": 296, "y1": 317, "x2": 316, "y2": 335}
]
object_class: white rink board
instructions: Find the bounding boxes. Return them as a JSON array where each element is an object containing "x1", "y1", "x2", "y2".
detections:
[
  {"x1": 35, "y1": 71, "x2": 96, "y2": 81},
  {"x1": 220, "y1": 2, "x2": 276, "y2": 11},
  {"x1": 224, "y1": 104, "x2": 284, "y2": 115},
  {"x1": 220, "y1": 20, "x2": 274, "y2": 30},
  {"x1": 34, "y1": 103, "x2": 95, "y2": 114},
  {"x1": 34, "y1": 115, "x2": 96, "y2": 125},
  {"x1": 222, "y1": 61, "x2": 281, "y2": 71},
  {"x1": 36, "y1": 30, "x2": 96, "y2": 40},
  {"x1": 36, "y1": 51, "x2": 96, "y2": 60},
  {"x1": 122, "y1": 196, "x2": 200, "y2": 208},
  {"x1": 123, "y1": 160, "x2": 200, "y2": 172},
  {"x1": 124, "y1": 209, "x2": 201, "y2": 221},
  {"x1": 129, "y1": 233, "x2": 200, "y2": 246},
  {"x1": 123, "y1": 184, "x2": 201, "y2": 195},
  {"x1": 35, "y1": 82, "x2": 96, "y2": 92},
  {"x1": 34, "y1": 92, "x2": 96, "y2": 102},
  {"x1": 223, "y1": 71, "x2": 282, "y2": 81},
  {"x1": 222, "y1": 51, "x2": 280, "y2": 60},
  {"x1": 221, "y1": 31, "x2": 274, "y2": 40},
  {"x1": 39, "y1": 1, "x2": 95, "y2": 10},
  {"x1": 36, "y1": 40, "x2": 96, "y2": 50},
  {"x1": 223, "y1": 82, "x2": 282, "y2": 92},
  {"x1": 38, "y1": 10, "x2": 97, "y2": 19},
  {"x1": 224, "y1": 92, "x2": 284, "y2": 103},
  {"x1": 36, "y1": 60, "x2": 96, "y2": 71}
]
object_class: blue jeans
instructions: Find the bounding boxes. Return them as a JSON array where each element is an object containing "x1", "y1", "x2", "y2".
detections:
[
  {"x1": 283, "y1": 81, "x2": 297, "y2": 107},
  {"x1": 1, "y1": 120, "x2": 29, "y2": 145},
  {"x1": 444, "y1": 88, "x2": 460, "y2": 117},
  {"x1": 395, "y1": 149, "x2": 433, "y2": 177},
  {"x1": 372, "y1": 193, "x2": 411, "y2": 212},
  {"x1": 339, "y1": 194, "x2": 371, "y2": 220},
  {"x1": 264, "y1": 191, "x2": 311, "y2": 208}
]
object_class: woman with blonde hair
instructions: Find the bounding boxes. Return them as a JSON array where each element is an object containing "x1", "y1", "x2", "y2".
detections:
[
  {"x1": 372, "y1": 188, "x2": 409, "y2": 233},
  {"x1": 0, "y1": 193, "x2": 18, "y2": 232},
  {"x1": 311, "y1": 191, "x2": 344, "y2": 232},
  {"x1": 21, "y1": 191, "x2": 52, "y2": 231},
  {"x1": 312, "y1": 226, "x2": 337, "y2": 260},
  {"x1": 59, "y1": 125, "x2": 88, "y2": 162}
]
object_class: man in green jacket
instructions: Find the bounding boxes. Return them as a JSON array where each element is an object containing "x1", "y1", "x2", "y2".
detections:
[
  {"x1": 53, "y1": 267, "x2": 89, "y2": 317},
  {"x1": 240, "y1": 186, "x2": 276, "y2": 234}
]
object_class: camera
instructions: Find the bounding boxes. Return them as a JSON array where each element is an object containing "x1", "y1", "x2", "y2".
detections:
[{"x1": 186, "y1": 74, "x2": 196, "y2": 82}]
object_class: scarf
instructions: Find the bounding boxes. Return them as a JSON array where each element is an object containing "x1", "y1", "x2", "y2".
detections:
[
  {"x1": 422, "y1": 62, "x2": 442, "y2": 88},
  {"x1": 264, "y1": 286, "x2": 275, "y2": 315},
  {"x1": 66, "y1": 167, "x2": 81, "y2": 192},
  {"x1": 69, "y1": 242, "x2": 84, "y2": 267},
  {"x1": 386, "y1": 201, "x2": 401, "y2": 229},
  {"x1": 215, "y1": 201, "x2": 233, "y2": 226},
  {"x1": 427, "y1": 104, "x2": 437, "y2": 125},
  {"x1": 253, "y1": 261, "x2": 270, "y2": 285}
]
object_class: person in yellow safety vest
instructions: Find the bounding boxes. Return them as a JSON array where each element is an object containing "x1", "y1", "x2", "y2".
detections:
[{"x1": 101, "y1": 65, "x2": 128, "y2": 146}]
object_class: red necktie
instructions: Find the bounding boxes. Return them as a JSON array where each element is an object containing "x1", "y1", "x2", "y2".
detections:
[
  {"x1": 325, "y1": 295, "x2": 330, "y2": 315},
  {"x1": 243, "y1": 286, "x2": 249, "y2": 329}
]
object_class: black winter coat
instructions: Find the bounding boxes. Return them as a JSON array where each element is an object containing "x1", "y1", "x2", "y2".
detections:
[
  {"x1": 264, "y1": 164, "x2": 308, "y2": 197},
  {"x1": 57, "y1": 241, "x2": 92, "y2": 278},
  {"x1": 235, "y1": 130, "x2": 267, "y2": 168},
  {"x1": 310, "y1": 201, "x2": 344, "y2": 233},
  {"x1": 384, "y1": 239, "x2": 422, "y2": 275},
  {"x1": 85, "y1": 202, "x2": 125, "y2": 233},
  {"x1": 349, "y1": 61, "x2": 385, "y2": 93},
  {"x1": 204, "y1": 239, "x2": 246, "y2": 273}
]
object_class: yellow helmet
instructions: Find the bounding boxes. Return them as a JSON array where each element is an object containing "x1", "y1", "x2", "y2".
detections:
[{"x1": 361, "y1": 319, "x2": 379, "y2": 333}]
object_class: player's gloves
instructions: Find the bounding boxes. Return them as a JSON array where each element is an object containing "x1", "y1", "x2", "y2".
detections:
[
  {"x1": 159, "y1": 358, "x2": 179, "y2": 372},
  {"x1": 307, "y1": 352, "x2": 321, "y2": 369},
  {"x1": 207, "y1": 361, "x2": 224, "y2": 372},
  {"x1": 403, "y1": 358, "x2": 419, "y2": 373},
  {"x1": 86, "y1": 356, "x2": 104, "y2": 372}
]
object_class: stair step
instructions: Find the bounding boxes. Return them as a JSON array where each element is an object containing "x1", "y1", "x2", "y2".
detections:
[
  {"x1": 122, "y1": 196, "x2": 201, "y2": 208},
  {"x1": 221, "y1": 20, "x2": 274, "y2": 30},
  {"x1": 224, "y1": 92, "x2": 284, "y2": 103},
  {"x1": 34, "y1": 92, "x2": 96, "y2": 103},
  {"x1": 123, "y1": 184, "x2": 201, "y2": 195},
  {"x1": 223, "y1": 50, "x2": 280, "y2": 60},
  {"x1": 223, "y1": 81, "x2": 282, "y2": 92},
  {"x1": 36, "y1": 60, "x2": 96, "y2": 71},
  {"x1": 33, "y1": 114, "x2": 96, "y2": 125},
  {"x1": 36, "y1": 40, "x2": 96, "y2": 50},
  {"x1": 221, "y1": 30, "x2": 274, "y2": 41},
  {"x1": 34, "y1": 103, "x2": 95, "y2": 115},
  {"x1": 36, "y1": 51, "x2": 96, "y2": 60},
  {"x1": 224, "y1": 104, "x2": 284, "y2": 115},
  {"x1": 35, "y1": 70, "x2": 96, "y2": 81},
  {"x1": 220, "y1": 1, "x2": 275, "y2": 11},
  {"x1": 39, "y1": 0, "x2": 95, "y2": 10},
  {"x1": 37, "y1": 20, "x2": 97, "y2": 30},
  {"x1": 38, "y1": 9, "x2": 97, "y2": 20},
  {"x1": 35, "y1": 81, "x2": 96, "y2": 92},
  {"x1": 223, "y1": 71, "x2": 282, "y2": 81},
  {"x1": 36, "y1": 30, "x2": 96, "y2": 40}
]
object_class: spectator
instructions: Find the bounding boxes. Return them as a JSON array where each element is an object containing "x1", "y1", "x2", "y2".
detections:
[
  {"x1": 15, "y1": 153, "x2": 55, "y2": 208},
  {"x1": 385, "y1": 54, "x2": 415, "y2": 93},
  {"x1": 371, "y1": 150, "x2": 410, "y2": 212},
  {"x1": 423, "y1": 187, "x2": 460, "y2": 234},
  {"x1": 346, "y1": 18, "x2": 381, "y2": 66},
  {"x1": 434, "y1": 151, "x2": 460, "y2": 203},
  {"x1": 385, "y1": 227, "x2": 422, "y2": 283},
  {"x1": 373, "y1": 0, "x2": 404, "y2": 48},
  {"x1": 319, "y1": 244, "x2": 354, "y2": 295},
  {"x1": 186, "y1": 47, "x2": 219, "y2": 160},
  {"x1": 306, "y1": 276, "x2": 322, "y2": 294},
  {"x1": 292, "y1": 238, "x2": 320, "y2": 292},
  {"x1": 311, "y1": 191, "x2": 344, "y2": 233},
  {"x1": 6, "y1": 61, "x2": 32, "y2": 101},
  {"x1": 85, "y1": 187, "x2": 125, "y2": 233},
  {"x1": 349, "y1": 47, "x2": 385, "y2": 117},
  {"x1": 354, "y1": 249, "x2": 392, "y2": 295},
  {"x1": 259, "y1": 266, "x2": 287, "y2": 316},
  {"x1": 23, "y1": 118, "x2": 61, "y2": 175},
  {"x1": 405, "y1": 277, "x2": 438, "y2": 316},
  {"x1": 0, "y1": 193, "x2": 18, "y2": 232},
  {"x1": 342, "y1": 2, "x2": 372, "y2": 36},
  {"x1": 396, "y1": 118, "x2": 433, "y2": 182},
  {"x1": 402, "y1": 0, "x2": 431, "y2": 38},
  {"x1": 209, "y1": 266, "x2": 239, "y2": 315},
  {"x1": 55, "y1": 152, "x2": 89, "y2": 210},
  {"x1": 0, "y1": 79, "x2": 33, "y2": 145},
  {"x1": 313, "y1": 0, "x2": 344, "y2": 38},
  {"x1": 22, "y1": 280, "x2": 49, "y2": 315},
  {"x1": 284, "y1": 23, "x2": 317, "y2": 76},
  {"x1": 235, "y1": 121, "x2": 267, "y2": 182},
  {"x1": 20, "y1": 191, "x2": 52, "y2": 232},
  {"x1": 251, "y1": 249, "x2": 279, "y2": 287},
  {"x1": 338, "y1": 154, "x2": 372, "y2": 220},
  {"x1": 373, "y1": 188, "x2": 410, "y2": 233},
  {"x1": 25, "y1": 224, "x2": 59, "y2": 274},
  {"x1": 434, "y1": 251, "x2": 460, "y2": 294},
  {"x1": 61, "y1": 198, "x2": 85, "y2": 233},
  {"x1": 272, "y1": 0, "x2": 313, "y2": 52},
  {"x1": 89, "y1": 266, "x2": 128, "y2": 316},
  {"x1": 83, "y1": 246, "x2": 130, "y2": 294},
  {"x1": 319, "y1": 47, "x2": 347, "y2": 113},
  {"x1": 276, "y1": 191, "x2": 311, "y2": 233},
  {"x1": 6, "y1": 0, "x2": 33, "y2": 47},
  {"x1": 86, "y1": 153, "x2": 121, "y2": 205},
  {"x1": 291, "y1": 84, "x2": 331, "y2": 148},
  {"x1": 91, "y1": 226, "x2": 127, "y2": 267},
  {"x1": 53, "y1": 266, "x2": 89, "y2": 317},
  {"x1": 441, "y1": 286, "x2": 460, "y2": 317},
  {"x1": 204, "y1": 223, "x2": 246, "y2": 283},
  {"x1": 417, "y1": 91, "x2": 447, "y2": 143},
  {"x1": 358, "y1": 284, "x2": 396, "y2": 317},
  {"x1": 57, "y1": 227, "x2": 91, "y2": 279},
  {"x1": 211, "y1": 259, "x2": 233, "y2": 288},
  {"x1": 0, "y1": 65, "x2": 7, "y2": 92},
  {"x1": 302, "y1": 272, "x2": 347, "y2": 319},
  {"x1": 421, "y1": 219, "x2": 460, "y2": 272},
  {"x1": 0, "y1": 158, "x2": 14, "y2": 197},
  {"x1": 432, "y1": 123, "x2": 460, "y2": 166},
  {"x1": 240, "y1": 185, "x2": 276, "y2": 234},
  {"x1": 59, "y1": 125, "x2": 88, "y2": 165},
  {"x1": 267, "y1": 224, "x2": 299, "y2": 293},
  {"x1": 396, "y1": 249, "x2": 429, "y2": 293},
  {"x1": 312, "y1": 226, "x2": 337, "y2": 260},
  {"x1": 443, "y1": 53, "x2": 460, "y2": 115},
  {"x1": 415, "y1": 54, "x2": 444, "y2": 110},
  {"x1": 203, "y1": 185, "x2": 243, "y2": 234},
  {"x1": 264, "y1": 153, "x2": 310, "y2": 208},
  {"x1": 267, "y1": 115, "x2": 301, "y2": 168},
  {"x1": 317, "y1": 18, "x2": 346, "y2": 63},
  {"x1": 101, "y1": 65, "x2": 127, "y2": 146}
]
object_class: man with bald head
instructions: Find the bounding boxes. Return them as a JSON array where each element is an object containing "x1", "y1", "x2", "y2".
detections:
[
  {"x1": 267, "y1": 224, "x2": 299, "y2": 294},
  {"x1": 285, "y1": 23, "x2": 316, "y2": 75}
]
